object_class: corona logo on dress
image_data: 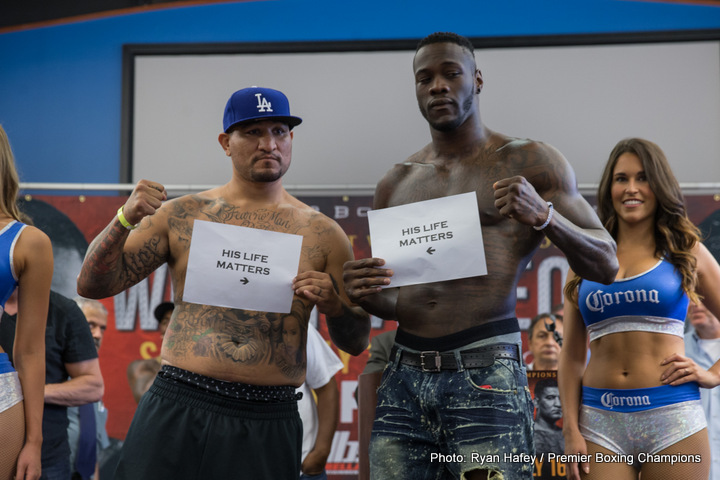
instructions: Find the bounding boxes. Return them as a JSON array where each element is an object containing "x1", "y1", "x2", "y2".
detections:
[
  {"x1": 255, "y1": 93, "x2": 273, "y2": 112},
  {"x1": 600, "y1": 392, "x2": 651, "y2": 409},
  {"x1": 584, "y1": 288, "x2": 660, "y2": 313}
]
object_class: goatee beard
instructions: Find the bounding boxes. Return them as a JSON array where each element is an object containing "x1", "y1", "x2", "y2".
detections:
[{"x1": 422, "y1": 90, "x2": 474, "y2": 132}]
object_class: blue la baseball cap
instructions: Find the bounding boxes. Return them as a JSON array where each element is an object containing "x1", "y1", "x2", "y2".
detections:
[{"x1": 223, "y1": 86, "x2": 302, "y2": 132}]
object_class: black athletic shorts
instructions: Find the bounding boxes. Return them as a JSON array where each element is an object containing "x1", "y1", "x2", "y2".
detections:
[{"x1": 113, "y1": 368, "x2": 302, "y2": 479}]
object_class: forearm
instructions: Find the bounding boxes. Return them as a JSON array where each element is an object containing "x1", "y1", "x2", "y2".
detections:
[
  {"x1": 45, "y1": 374, "x2": 104, "y2": 407},
  {"x1": 326, "y1": 304, "x2": 371, "y2": 356},
  {"x1": 14, "y1": 349, "x2": 45, "y2": 444},
  {"x1": 544, "y1": 211, "x2": 618, "y2": 284},
  {"x1": 558, "y1": 354, "x2": 585, "y2": 434},
  {"x1": 354, "y1": 287, "x2": 399, "y2": 321},
  {"x1": 77, "y1": 218, "x2": 133, "y2": 298},
  {"x1": 312, "y1": 382, "x2": 339, "y2": 461}
]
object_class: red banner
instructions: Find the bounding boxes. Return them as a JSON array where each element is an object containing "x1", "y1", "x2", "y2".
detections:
[{"x1": 31, "y1": 192, "x2": 720, "y2": 480}]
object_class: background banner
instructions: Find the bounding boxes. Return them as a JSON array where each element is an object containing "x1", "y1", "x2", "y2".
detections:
[{"x1": 28, "y1": 192, "x2": 720, "y2": 480}]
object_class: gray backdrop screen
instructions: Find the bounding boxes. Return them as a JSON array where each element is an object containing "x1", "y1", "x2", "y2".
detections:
[{"x1": 131, "y1": 41, "x2": 720, "y2": 191}]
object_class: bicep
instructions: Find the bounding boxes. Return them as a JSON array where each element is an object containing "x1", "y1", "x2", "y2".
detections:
[
  {"x1": 534, "y1": 145, "x2": 604, "y2": 231},
  {"x1": 313, "y1": 377, "x2": 339, "y2": 403},
  {"x1": 66, "y1": 358, "x2": 102, "y2": 380},
  {"x1": 14, "y1": 228, "x2": 53, "y2": 347}
]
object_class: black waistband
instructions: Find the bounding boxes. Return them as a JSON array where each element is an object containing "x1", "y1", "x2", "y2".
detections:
[
  {"x1": 394, "y1": 318, "x2": 520, "y2": 351},
  {"x1": 391, "y1": 343, "x2": 520, "y2": 372},
  {"x1": 158, "y1": 365, "x2": 302, "y2": 403}
]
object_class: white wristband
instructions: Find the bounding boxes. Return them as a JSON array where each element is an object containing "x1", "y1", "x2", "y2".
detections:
[{"x1": 533, "y1": 202, "x2": 554, "y2": 231}]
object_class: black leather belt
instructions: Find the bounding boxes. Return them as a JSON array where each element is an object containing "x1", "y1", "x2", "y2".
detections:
[{"x1": 391, "y1": 343, "x2": 520, "y2": 372}]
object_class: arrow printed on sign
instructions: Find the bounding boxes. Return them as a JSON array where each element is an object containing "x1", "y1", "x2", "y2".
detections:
[
  {"x1": 240, "y1": 277, "x2": 249, "y2": 285},
  {"x1": 426, "y1": 247, "x2": 435, "y2": 255}
]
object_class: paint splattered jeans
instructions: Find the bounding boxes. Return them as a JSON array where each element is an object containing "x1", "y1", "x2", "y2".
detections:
[{"x1": 369, "y1": 345, "x2": 535, "y2": 480}]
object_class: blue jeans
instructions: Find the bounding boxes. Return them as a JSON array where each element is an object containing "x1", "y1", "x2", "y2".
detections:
[{"x1": 369, "y1": 345, "x2": 535, "y2": 479}]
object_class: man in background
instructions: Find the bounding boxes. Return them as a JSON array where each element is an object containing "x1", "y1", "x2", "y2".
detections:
[
  {"x1": 685, "y1": 301, "x2": 720, "y2": 480},
  {"x1": 298, "y1": 323, "x2": 343, "y2": 479},
  {"x1": 0, "y1": 290, "x2": 103, "y2": 479},
  {"x1": 360, "y1": 329, "x2": 396, "y2": 377},
  {"x1": 68, "y1": 298, "x2": 111, "y2": 480},
  {"x1": 527, "y1": 313, "x2": 563, "y2": 371}
]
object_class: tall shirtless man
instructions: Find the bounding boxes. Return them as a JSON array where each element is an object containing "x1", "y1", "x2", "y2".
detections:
[
  {"x1": 78, "y1": 87, "x2": 369, "y2": 479},
  {"x1": 343, "y1": 32, "x2": 618, "y2": 480}
]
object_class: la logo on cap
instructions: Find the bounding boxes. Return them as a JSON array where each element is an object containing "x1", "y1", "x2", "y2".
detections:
[{"x1": 255, "y1": 93, "x2": 273, "y2": 113}]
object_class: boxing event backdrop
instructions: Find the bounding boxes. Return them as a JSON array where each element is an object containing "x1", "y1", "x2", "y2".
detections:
[
  {"x1": 31, "y1": 193, "x2": 720, "y2": 479},
  {"x1": 528, "y1": 370, "x2": 564, "y2": 479}
]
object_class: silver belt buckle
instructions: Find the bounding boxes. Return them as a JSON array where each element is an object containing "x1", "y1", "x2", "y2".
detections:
[{"x1": 420, "y1": 351, "x2": 442, "y2": 372}]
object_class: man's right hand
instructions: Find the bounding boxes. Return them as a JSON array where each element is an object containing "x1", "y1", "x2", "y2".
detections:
[
  {"x1": 123, "y1": 179, "x2": 167, "y2": 226},
  {"x1": 342, "y1": 258, "x2": 393, "y2": 303}
]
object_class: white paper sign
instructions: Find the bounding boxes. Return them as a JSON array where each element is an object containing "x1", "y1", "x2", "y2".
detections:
[
  {"x1": 368, "y1": 192, "x2": 487, "y2": 288},
  {"x1": 183, "y1": 220, "x2": 303, "y2": 313}
]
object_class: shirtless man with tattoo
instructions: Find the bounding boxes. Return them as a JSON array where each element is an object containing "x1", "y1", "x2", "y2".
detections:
[
  {"x1": 77, "y1": 87, "x2": 370, "y2": 479},
  {"x1": 343, "y1": 32, "x2": 618, "y2": 480}
]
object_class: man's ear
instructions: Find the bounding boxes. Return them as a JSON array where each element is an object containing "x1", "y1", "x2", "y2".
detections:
[
  {"x1": 475, "y1": 69, "x2": 483, "y2": 94},
  {"x1": 218, "y1": 132, "x2": 231, "y2": 156}
]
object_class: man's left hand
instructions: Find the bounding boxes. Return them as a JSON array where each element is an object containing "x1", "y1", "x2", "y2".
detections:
[
  {"x1": 292, "y1": 271, "x2": 343, "y2": 317},
  {"x1": 493, "y1": 176, "x2": 549, "y2": 228}
]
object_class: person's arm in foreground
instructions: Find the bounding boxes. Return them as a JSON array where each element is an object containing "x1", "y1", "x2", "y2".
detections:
[
  {"x1": 662, "y1": 242, "x2": 720, "y2": 388},
  {"x1": 557, "y1": 270, "x2": 590, "y2": 480},
  {"x1": 293, "y1": 222, "x2": 370, "y2": 355},
  {"x1": 45, "y1": 359, "x2": 103, "y2": 407},
  {"x1": 493, "y1": 143, "x2": 618, "y2": 285},
  {"x1": 77, "y1": 179, "x2": 168, "y2": 299},
  {"x1": 302, "y1": 377, "x2": 340, "y2": 476},
  {"x1": 14, "y1": 227, "x2": 53, "y2": 480},
  {"x1": 341, "y1": 175, "x2": 399, "y2": 320}
]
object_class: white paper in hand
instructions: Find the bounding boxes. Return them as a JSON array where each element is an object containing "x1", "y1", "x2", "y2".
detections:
[
  {"x1": 183, "y1": 220, "x2": 303, "y2": 313},
  {"x1": 367, "y1": 192, "x2": 487, "y2": 288}
]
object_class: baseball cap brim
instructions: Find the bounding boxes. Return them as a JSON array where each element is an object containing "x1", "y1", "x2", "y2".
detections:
[{"x1": 225, "y1": 115, "x2": 303, "y2": 132}]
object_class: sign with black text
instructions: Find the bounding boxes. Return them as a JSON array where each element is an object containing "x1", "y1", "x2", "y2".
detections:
[
  {"x1": 367, "y1": 192, "x2": 487, "y2": 288},
  {"x1": 184, "y1": 220, "x2": 303, "y2": 312}
]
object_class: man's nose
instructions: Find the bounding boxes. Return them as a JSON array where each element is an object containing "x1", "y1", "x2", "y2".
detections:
[
  {"x1": 429, "y1": 77, "x2": 449, "y2": 94},
  {"x1": 258, "y1": 133, "x2": 277, "y2": 151}
]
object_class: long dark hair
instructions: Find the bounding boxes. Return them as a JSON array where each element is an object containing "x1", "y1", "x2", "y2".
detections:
[{"x1": 566, "y1": 138, "x2": 700, "y2": 303}]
